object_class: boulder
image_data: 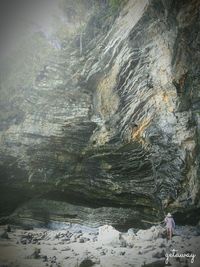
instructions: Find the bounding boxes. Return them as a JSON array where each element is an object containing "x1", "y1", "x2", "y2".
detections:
[
  {"x1": 121, "y1": 228, "x2": 136, "y2": 247},
  {"x1": 136, "y1": 226, "x2": 163, "y2": 241},
  {"x1": 98, "y1": 225, "x2": 121, "y2": 245}
]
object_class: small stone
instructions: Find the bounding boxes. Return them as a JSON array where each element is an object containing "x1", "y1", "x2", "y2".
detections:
[
  {"x1": 152, "y1": 250, "x2": 165, "y2": 259},
  {"x1": 120, "y1": 241, "x2": 127, "y2": 247},
  {"x1": 6, "y1": 225, "x2": 11, "y2": 232},
  {"x1": 32, "y1": 248, "x2": 41, "y2": 259},
  {"x1": 127, "y1": 228, "x2": 135, "y2": 235},
  {"x1": 74, "y1": 252, "x2": 79, "y2": 256},
  {"x1": 79, "y1": 258, "x2": 95, "y2": 267},
  {"x1": 1, "y1": 231, "x2": 9, "y2": 239},
  {"x1": 141, "y1": 259, "x2": 167, "y2": 267},
  {"x1": 70, "y1": 236, "x2": 77, "y2": 242},
  {"x1": 159, "y1": 243, "x2": 166, "y2": 248},
  {"x1": 43, "y1": 255, "x2": 48, "y2": 262},
  {"x1": 61, "y1": 246, "x2": 71, "y2": 251}
]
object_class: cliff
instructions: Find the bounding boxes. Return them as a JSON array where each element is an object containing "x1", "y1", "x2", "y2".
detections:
[{"x1": 0, "y1": 0, "x2": 200, "y2": 229}]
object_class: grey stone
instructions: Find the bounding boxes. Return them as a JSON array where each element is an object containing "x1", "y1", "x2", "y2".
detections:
[
  {"x1": 142, "y1": 259, "x2": 166, "y2": 267},
  {"x1": 152, "y1": 250, "x2": 166, "y2": 259},
  {"x1": 0, "y1": 0, "x2": 199, "y2": 229},
  {"x1": 0, "y1": 231, "x2": 9, "y2": 239},
  {"x1": 79, "y1": 258, "x2": 95, "y2": 267}
]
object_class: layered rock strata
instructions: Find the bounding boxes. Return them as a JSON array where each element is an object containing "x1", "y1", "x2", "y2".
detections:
[{"x1": 0, "y1": 0, "x2": 200, "y2": 228}]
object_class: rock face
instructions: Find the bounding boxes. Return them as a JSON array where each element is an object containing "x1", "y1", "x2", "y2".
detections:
[{"x1": 0, "y1": 0, "x2": 200, "y2": 228}]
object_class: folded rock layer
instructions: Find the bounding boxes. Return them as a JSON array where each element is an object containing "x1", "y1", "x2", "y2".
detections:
[{"x1": 0, "y1": 0, "x2": 200, "y2": 229}]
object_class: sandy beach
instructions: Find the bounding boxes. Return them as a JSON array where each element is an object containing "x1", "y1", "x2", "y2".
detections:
[{"x1": 0, "y1": 224, "x2": 200, "y2": 267}]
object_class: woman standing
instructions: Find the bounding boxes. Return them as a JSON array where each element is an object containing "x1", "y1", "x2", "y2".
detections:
[{"x1": 165, "y1": 213, "x2": 175, "y2": 240}]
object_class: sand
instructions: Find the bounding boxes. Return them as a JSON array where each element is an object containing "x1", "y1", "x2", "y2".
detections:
[{"x1": 0, "y1": 224, "x2": 199, "y2": 267}]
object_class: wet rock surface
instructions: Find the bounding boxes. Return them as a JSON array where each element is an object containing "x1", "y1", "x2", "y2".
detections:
[
  {"x1": 0, "y1": 224, "x2": 199, "y2": 267},
  {"x1": 0, "y1": 0, "x2": 200, "y2": 228}
]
